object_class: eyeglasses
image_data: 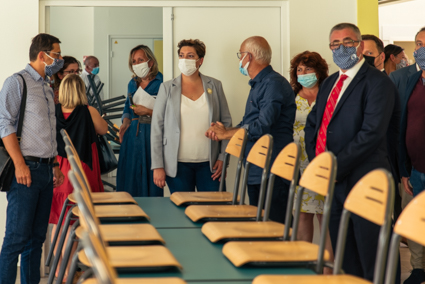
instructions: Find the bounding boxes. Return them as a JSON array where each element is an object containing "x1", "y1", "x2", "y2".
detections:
[
  {"x1": 236, "y1": 52, "x2": 250, "y2": 59},
  {"x1": 44, "y1": 50, "x2": 62, "y2": 57},
  {"x1": 329, "y1": 40, "x2": 360, "y2": 50},
  {"x1": 63, "y1": 69, "x2": 82, "y2": 75}
]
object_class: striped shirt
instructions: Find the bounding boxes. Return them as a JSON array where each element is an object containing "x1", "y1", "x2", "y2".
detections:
[{"x1": 0, "y1": 64, "x2": 57, "y2": 158}]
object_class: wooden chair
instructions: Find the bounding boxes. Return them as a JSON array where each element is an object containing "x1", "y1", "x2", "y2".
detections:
[
  {"x1": 222, "y1": 152, "x2": 337, "y2": 274},
  {"x1": 48, "y1": 155, "x2": 150, "y2": 284},
  {"x1": 252, "y1": 168, "x2": 395, "y2": 284},
  {"x1": 184, "y1": 134, "x2": 273, "y2": 222},
  {"x1": 66, "y1": 170, "x2": 182, "y2": 282},
  {"x1": 201, "y1": 142, "x2": 300, "y2": 242},
  {"x1": 47, "y1": 130, "x2": 137, "y2": 266},
  {"x1": 80, "y1": 231, "x2": 186, "y2": 284},
  {"x1": 385, "y1": 190, "x2": 425, "y2": 284},
  {"x1": 170, "y1": 128, "x2": 248, "y2": 206}
]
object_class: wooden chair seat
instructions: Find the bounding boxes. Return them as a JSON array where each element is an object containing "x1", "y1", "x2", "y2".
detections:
[
  {"x1": 202, "y1": 221, "x2": 288, "y2": 243},
  {"x1": 83, "y1": 277, "x2": 187, "y2": 284},
  {"x1": 170, "y1": 191, "x2": 235, "y2": 206},
  {"x1": 69, "y1": 191, "x2": 136, "y2": 205},
  {"x1": 75, "y1": 224, "x2": 165, "y2": 245},
  {"x1": 71, "y1": 204, "x2": 149, "y2": 221},
  {"x1": 185, "y1": 205, "x2": 260, "y2": 222},
  {"x1": 253, "y1": 274, "x2": 371, "y2": 284},
  {"x1": 222, "y1": 241, "x2": 330, "y2": 267},
  {"x1": 78, "y1": 245, "x2": 182, "y2": 271}
]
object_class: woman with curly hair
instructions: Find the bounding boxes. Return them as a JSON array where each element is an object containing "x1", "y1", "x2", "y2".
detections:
[{"x1": 290, "y1": 50, "x2": 334, "y2": 274}]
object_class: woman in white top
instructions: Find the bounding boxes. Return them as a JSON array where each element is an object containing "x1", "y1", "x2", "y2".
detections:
[{"x1": 151, "y1": 39, "x2": 232, "y2": 193}]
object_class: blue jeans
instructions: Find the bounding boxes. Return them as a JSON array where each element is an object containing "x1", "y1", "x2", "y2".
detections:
[
  {"x1": 0, "y1": 161, "x2": 53, "y2": 284},
  {"x1": 410, "y1": 167, "x2": 425, "y2": 197},
  {"x1": 166, "y1": 162, "x2": 222, "y2": 194}
]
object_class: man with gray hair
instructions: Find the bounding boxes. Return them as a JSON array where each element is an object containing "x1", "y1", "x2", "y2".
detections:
[
  {"x1": 305, "y1": 23, "x2": 398, "y2": 282},
  {"x1": 206, "y1": 36, "x2": 296, "y2": 224},
  {"x1": 80, "y1": 55, "x2": 104, "y2": 99}
]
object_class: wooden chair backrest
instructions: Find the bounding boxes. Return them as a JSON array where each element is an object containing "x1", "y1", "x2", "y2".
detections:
[
  {"x1": 65, "y1": 145, "x2": 95, "y2": 204},
  {"x1": 299, "y1": 152, "x2": 335, "y2": 196},
  {"x1": 81, "y1": 232, "x2": 117, "y2": 284},
  {"x1": 68, "y1": 169, "x2": 107, "y2": 247},
  {"x1": 344, "y1": 169, "x2": 392, "y2": 226},
  {"x1": 225, "y1": 128, "x2": 247, "y2": 158},
  {"x1": 270, "y1": 142, "x2": 299, "y2": 181},
  {"x1": 246, "y1": 134, "x2": 272, "y2": 169},
  {"x1": 61, "y1": 129, "x2": 76, "y2": 151},
  {"x1": 394, "y1": 190, "x2": 425, "y2": 246}
]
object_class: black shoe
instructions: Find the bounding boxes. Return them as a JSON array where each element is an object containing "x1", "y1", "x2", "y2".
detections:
[{"x1": 404, "y1": 269, "x2": 425, "y2": 284}]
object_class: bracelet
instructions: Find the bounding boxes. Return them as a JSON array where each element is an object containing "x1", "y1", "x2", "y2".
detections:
[{"x1": 53, "y1": 162, "x2": 60, "y2": 167}]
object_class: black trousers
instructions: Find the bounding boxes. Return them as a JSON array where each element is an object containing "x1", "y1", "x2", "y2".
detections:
[{"x1": 247, "y1": 176, "x2": 289, "y2": 224}]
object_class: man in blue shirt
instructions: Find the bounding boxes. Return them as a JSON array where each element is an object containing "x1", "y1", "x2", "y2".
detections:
[
  {"x1": 0, "y1": 33, "x2": 65, "y2": 284},
  {"x1": 206, "y1": 36, "x2": 296, "y2": 223}
]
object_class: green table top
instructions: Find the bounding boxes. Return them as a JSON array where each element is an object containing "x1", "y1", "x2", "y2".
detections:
[
  {"x1": 120, "y1": 228, "x2": 314, "y2": 282},
  {"x1": 134, "y1": 197, "x2": 202, "y2": 229}
]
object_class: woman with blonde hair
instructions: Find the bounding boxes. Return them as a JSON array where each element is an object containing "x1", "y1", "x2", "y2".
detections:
[
  {"x1": 50, "y1": 74, "x2": 107, "y2": 281},
  {"x1": 117, "y1": 45, "x2": 163, "y2": 197}
]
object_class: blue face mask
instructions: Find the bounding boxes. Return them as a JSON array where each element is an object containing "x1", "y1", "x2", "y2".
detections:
[
  {"x1": 239, "y1": 54, "x2": 250, "y2": 76},
  {"x1": 414, "y1": 47, "x2": 425, "y2": 71},
  {"x1": 332, "y1": 45, "x2": 359, "y2": 70},
  {"x1": 91, "y1": 67, "x2": 100, "y2": 75},
  {"x1": 44, "y1": 53, "x2": 64, "y2": 77},
  {"x1": 297, "y1": 73, "x2": 318, "y2": 88}
]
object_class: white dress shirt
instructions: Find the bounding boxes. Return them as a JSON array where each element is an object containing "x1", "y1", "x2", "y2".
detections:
[{"x1": 329, "y1": 58, "x2": 365, "y2": 107}]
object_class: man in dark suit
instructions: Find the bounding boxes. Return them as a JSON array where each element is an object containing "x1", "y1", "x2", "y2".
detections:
[
  {"x1": 305, "y1": 23, "x2": 398, "y2": 281},
  {"x1": 398, "y1": 27, "x2": 425, "y2": 284}
]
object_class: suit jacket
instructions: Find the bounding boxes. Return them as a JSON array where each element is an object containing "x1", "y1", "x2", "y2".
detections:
[
  {"x1": 305, "y1": 62, "x2": 397, "y2": 192},
  {"x1": 150, "y1": 73, "x2": 232, "y2": 177},
  {"x1": 389, "y1": 64, "x2": 418, "y2": 102},
  {"x1": 399, "y1": 70, "x2": 423, "y2": 177}
]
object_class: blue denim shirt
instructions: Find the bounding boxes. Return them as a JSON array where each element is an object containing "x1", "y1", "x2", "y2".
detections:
[
  {"x1": 0, "y1": 64, "x2": 57, "y2": 158},
  {"x1": 121, "y1": 72, "x2": 163, "y2": 122},
  {"x1": 238, "y1": 65, "x2": 296, "y2": 184}
]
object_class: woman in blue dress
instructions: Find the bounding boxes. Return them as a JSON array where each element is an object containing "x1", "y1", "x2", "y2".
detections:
[{"x1": 116, "y1": 45, "x2": 163, "y2": 196}]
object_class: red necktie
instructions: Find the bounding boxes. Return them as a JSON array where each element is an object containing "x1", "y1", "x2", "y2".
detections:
[{"x1": 315, "y1": 74, "x2": 348, "y2": 156}]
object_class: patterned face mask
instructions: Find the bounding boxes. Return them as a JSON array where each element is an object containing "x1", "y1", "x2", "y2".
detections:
[
  {"x1": 44, "y1": 52, "x2": 64, "y2": 77},
  {"x1": 414, "y1": 47, "x2": 425, "y2": 71},
  {"x1": 332, "y1": 45, "x2": 360, "y2": 70}
]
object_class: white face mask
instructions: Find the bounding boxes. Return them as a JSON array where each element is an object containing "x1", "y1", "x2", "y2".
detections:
[
  {"x1": 178, "y1": 59, "x2": 199, "y2": 76},
  {"x1": 133, "y1": 60, "x2": 150, "y2": 78}
]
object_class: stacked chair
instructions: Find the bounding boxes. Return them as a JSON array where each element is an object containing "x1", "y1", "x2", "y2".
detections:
[
  {"x1": 48, "y1": 130, "x2": 182, "y2": 284},
  {"x1": 184, "y1": 134, "x2": 273, "y2": 222},
  {"x1": 170, "y1": 128, "x2": 248, "y2": 206},
  {"x1": 202, "y1": 142, "x2": 301, "y2": 242},
  {"x1": 252, "y1": 168, "x2": 396, "y2": 284},
  {"x1": 79, "y1": 231, "x2": 186, "y2": 284}
]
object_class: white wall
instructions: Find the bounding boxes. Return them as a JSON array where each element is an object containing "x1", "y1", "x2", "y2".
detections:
[
  {"x1": 49, "y1": 7, "x2": 94, "y2": 67},
  {"x1": 0, "y1": 0, "x2": 39, "y2": 257},
  {"x1": 379, "y1": 0, "x2": 425, "y2": 46},
  {"x1": 93, "y1": 7, "x2": 163, "y2": 98},
  {"x1": 289, "y1": 0, "x2": 357, "y2": 74}
]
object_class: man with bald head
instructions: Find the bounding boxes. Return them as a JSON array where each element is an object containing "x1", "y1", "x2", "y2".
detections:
[
  {"x1": 206, "y1": 36, "x2": 296, "y2": 223},
  {"x1": 80, "y1": 55, "x2": 104, "y2": 99}
]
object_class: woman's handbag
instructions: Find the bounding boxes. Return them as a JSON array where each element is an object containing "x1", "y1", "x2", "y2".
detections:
[
  {"x1": 0, "y1": 74, "x2": 27, "y2": 192},
  {"x1": 97, "y1": 134, "x2": 118, "y2": 175}
]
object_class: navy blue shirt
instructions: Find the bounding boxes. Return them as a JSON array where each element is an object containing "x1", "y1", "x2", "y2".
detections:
[{"x1": 238, "y1": 65, "x2": 296, "y2": 184}]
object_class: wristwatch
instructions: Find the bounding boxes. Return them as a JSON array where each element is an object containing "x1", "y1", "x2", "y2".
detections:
[{"x1": 53, "y1": 162, "x2": 60, "y2": 168}]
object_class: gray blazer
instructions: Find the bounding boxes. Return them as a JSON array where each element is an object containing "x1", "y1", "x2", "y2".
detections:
[{"x1": 151, "y1": 73, "x2": 232, "y2": 177}]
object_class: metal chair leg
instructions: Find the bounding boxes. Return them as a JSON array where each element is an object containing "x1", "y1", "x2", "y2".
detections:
[
  {"x1": 46, "y1": 198, "x2": 70, "y2": 266},
  {"x1": 47, "y1": 205, "x2": 76, "y2": 284},
  {"x1": 66, "y1": 244, "x2": 82, "y2": 284},
  {"x1": 56, "y1": 220, "x2": 80, "y2": 284}
]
